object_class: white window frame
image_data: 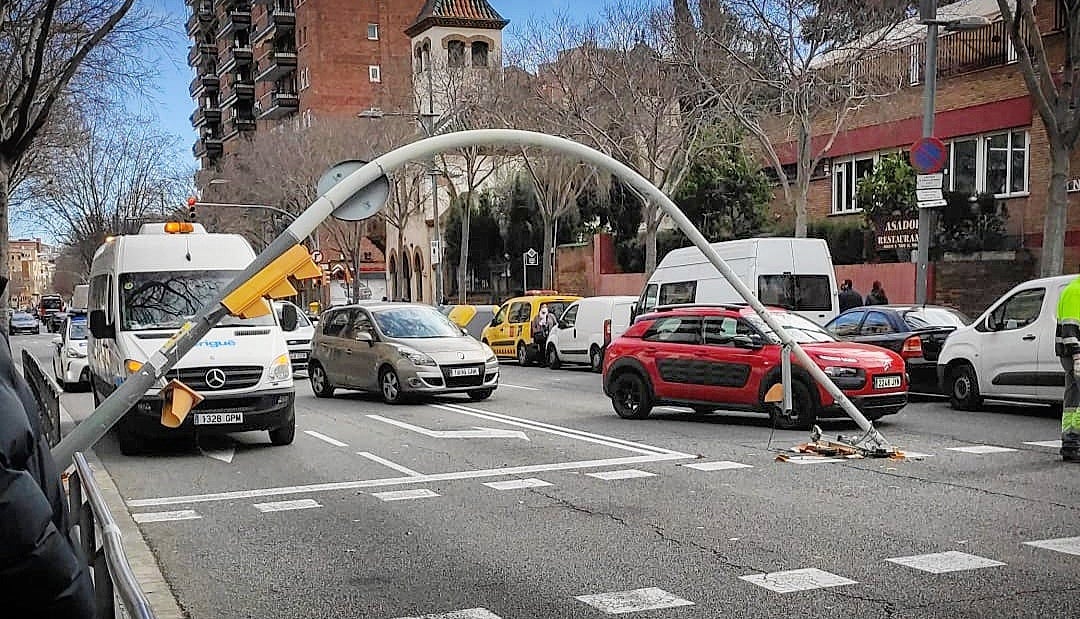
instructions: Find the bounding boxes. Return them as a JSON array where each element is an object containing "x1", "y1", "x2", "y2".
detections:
[
  {"x1": 368, "y1": 65, "x2": 381, "y2": 83},
  {"x1": 299, "y1": 67, "x2": 310, "y2": 90},
  {"x1": 830, "y1": 149, "x2": 902, "y2": 215},
  {"x1": 367, "y1": 23, "x2": 379, "y2": 40},
  {"x1": 943, "y1": 129, "x2": 1029, "y2": 198}
]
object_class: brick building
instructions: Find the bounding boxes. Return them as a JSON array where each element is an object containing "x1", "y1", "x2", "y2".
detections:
[
  {"x1": 8, "y1": 239, "x2": 56, "y2": 309},
  {"x1": 769, "y1": 0, "x2": 1080, "y2": 269},
  {"x1": 187, "y1": 0, "x2": 425, "y2": 168}
]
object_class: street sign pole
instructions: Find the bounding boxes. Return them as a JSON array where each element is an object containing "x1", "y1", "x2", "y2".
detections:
[
  {"x1": 522, "y1": 251, "x2": 527, "y2": 293},
  {"x1": 916, "y1": 2, "x2": 939, "y2": 305}
]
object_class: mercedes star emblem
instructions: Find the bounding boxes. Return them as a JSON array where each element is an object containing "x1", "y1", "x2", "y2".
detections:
[
  {"x1": 205, "y1": 368, "x2": 227, "y2": 389},
  {"x1": 457, "y1": 352, "x2": 466, "y2": 360}
]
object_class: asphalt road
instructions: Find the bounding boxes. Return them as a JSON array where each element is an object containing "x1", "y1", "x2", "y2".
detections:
[{"x1": 15, "y1": 333, "x2": 1080, "y2": 618}]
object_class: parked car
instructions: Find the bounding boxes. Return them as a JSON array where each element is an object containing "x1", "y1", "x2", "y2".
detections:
[
  {"x1": 481, "y1": 292, "x2": 581, "y2": 364},
  {"x1": 603, "y1": 305, "x2": 908, "y2": 428},
  {"x1": 46, "y1": 311, "x2": 69, "y2": 333},
  {"x1": 546, "y1": 295, "x2": 637, "y2": 372},
  {"x1": 275, "y1": 300, "x2": 315, "y2": 374},
  {"x1": 308, "y1": 302, "x2": 499, "y2": 403},
  {"x1": 9, "y1": 311, "x2": 40, "y2": 335},
  {"x1": 938, "y1": 275, "x2": 1075, "y2": 410},
  {"x1": 52, "y1": 314, "x2": 89, "y2": 391},
  {"x1": 824, "y1": 305, "x2": 970, "y2": 394},
  {"x1": 444, "y1": 304, "x2": 498, "y2": 340}
]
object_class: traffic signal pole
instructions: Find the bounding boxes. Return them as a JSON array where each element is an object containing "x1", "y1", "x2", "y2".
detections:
[{"x1": 53, "y1": 129, "x2": 893, "y2": 467}]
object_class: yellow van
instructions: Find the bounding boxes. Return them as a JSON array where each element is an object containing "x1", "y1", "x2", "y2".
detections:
[{"x1": 481, "y1": 293, "x2": 581, "y2": 365}]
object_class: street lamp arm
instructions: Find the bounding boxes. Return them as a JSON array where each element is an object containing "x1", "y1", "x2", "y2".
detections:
[{"x1": 194, "y1": 201, "x2": 298, "y2": 222}]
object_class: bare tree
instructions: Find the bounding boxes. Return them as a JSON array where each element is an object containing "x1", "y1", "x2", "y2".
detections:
[
  {"x1": 997, "y1": 0, "x2": 1080, "y2": 276},
  {"x1": 520, "y1": 152, "x2": 595, "y2": 287},
  {"x1": 19, "y1": 112, "x2": 187, "y2": 270},
  {"x1": 0, "y1": 0, "x2": 170, "y2": 322},
  {"x1": 678, "y1": 0, "x2": 909, "y2": 236},
  {"x1": 511, "y1": 2, "x2": 719, "y2": 273},
  {"x1": 380, "y1": 166, "x2": 425, "y2": 301}
]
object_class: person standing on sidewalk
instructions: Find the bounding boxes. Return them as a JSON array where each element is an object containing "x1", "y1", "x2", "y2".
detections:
[
  {"x1": 838, "y1": 279, "x2": 863, "y2": 313},
  {"x1": 0, "y1": 278, "x2": 95, "y2": 617},
  {"x1": 1055, "y1": 276, "x2": 1080, "y2": 462},
  {"x1": 865, "y1": 281, "x2": 889, "y2": 306}
]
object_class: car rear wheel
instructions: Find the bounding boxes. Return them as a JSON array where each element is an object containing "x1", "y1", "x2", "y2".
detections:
[
  {"x1": 546, "y1": 345, "x2": 561, "y2": 370},
  {"x1": 516, "y1": 342, "x2": 530, "y2": 366},
  {"x1": 764, "y1": 380, "x2": 817, "y2": 430},
  {"x1": 610, "y1": 372, "x2": 653, "y2": 419},
  {"x1": 590, "y1": 346, "x2": 603, "y2": 373},
  {"x1": 309, "y1": 363, "x2": 335, "y2": 399},
  {"x1": 948, "y1": 364, "x2": 982, "y2": 411},
  {"x1": 379, "y1": 367, "x2": 405, "y2": 404},
  {"x1": 468, "y1": 388, "x2": 493, "y2": 401},
  {"x1": 268, "y1": 409, "x2": 296, "y2": 446}
]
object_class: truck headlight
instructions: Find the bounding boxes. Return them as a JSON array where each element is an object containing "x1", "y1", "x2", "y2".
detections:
[
  {"x1": 823, "y1": 366, "x2": 858, "y2": 378},
  {"x1": 397, "y1": 347, "x2": 436, "y2": 367},
  {"x1": 125, "y1": 359, "x2": 144, "y2": 375},
  {"x1": 268, "y1": 354, "x2": 292, "y2": 381}
]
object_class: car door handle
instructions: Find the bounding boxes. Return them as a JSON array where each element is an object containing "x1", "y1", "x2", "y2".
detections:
[{"x1": 1022, "y1": 334, "x2": 1036, "y2": 341}]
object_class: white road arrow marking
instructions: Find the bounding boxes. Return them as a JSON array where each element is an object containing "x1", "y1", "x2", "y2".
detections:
[{"x1": 367, "y1": 415, "x2": 529, "y2": 440}]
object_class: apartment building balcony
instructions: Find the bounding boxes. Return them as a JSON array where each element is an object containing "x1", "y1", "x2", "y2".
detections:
[
  {"x1": 252, "y1": 1, "x2": 296, "y2": 44},
  {"x1": 257, "y1": 90, "x2": 299, "y2": 120},
  {"x1": 185, "y1": 2, "x2": 215, "y2": 37},
  {"x1": 907, "y1": 19, "x2": 1015, "y2": 85},
  {"x1": 225, "y1": 110, "x2": 257, "y2": 137},
  {"x1": 193, "y1": 136, "x2": 224, "y2": 159},
  {"x1": 217, "y1": 6, "x2": 253, "y2": 38},
  {"x1": 188, "y1": 73, "x2": 220, "y2": 97},
  {"x1": 190, "y1": 104, "x2": 222, "y2": 127},
  {"x1": 187, "y1": 42, "x2": 218, "y2": 67},
  {"x1": 218, "y1": 44, "x2": 254, "y2": 73},
  {"x1": 255, "y1": 48, "x2": 297, "y2": 83},
  {"x1": 220, "y1": 75, "x2": 255, "y2": 108}
]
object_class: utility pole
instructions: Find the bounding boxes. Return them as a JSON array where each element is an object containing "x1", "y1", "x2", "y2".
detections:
[
  {"x1": 426, "y1": 52, "x2": 444, "y2": 305},
  {"x1": 915, "y1": 0, "x2": 938, "y2": 305}
]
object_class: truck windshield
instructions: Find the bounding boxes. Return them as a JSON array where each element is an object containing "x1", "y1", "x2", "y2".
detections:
[
  {"x1": 40, "y1": 297, "x2": 62, "y2": 310},
  {"x1": 119, "y1": 271, "x2": 274, "y2": 330},
  {"x1": 69, "y1": 321, "x2": 87, "y2": 340}
]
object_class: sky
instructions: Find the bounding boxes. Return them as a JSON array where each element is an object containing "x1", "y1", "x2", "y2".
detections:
[{"x1": 11, "y1": 0, "x2": 610, "y2": 240}]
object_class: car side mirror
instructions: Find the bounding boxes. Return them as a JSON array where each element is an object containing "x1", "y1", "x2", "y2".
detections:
[
  {"x1": 354, "y1": 331, "x2": 374, "y2": 345},
  {"x1": 280, "y1": 303, "x2": 299, "y2": 332},
  {"x1": 89, "y1": 310, "x2": 113, "y2": 339},
  {"x1": 733, "y1": 334, "x2": 763, "y2": 349}
]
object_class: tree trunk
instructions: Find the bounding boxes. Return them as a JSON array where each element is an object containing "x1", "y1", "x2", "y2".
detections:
[
  {"x1": 352, "y1": 251, "x2": 361, "y2": 303},
  {"x1": 542, "y1": 212, "x2": 554, "y2": 288},
  {"x1": 398, "y1": 226, "x2": 406, "y2": 302},
  {"x1": 794, "y1": 116, "x2": 811, "y2": 238},
  {"x1": 644, "y1": 202, "x2": 661, "y2": 274},
  {"x1": 1042, "y1": 140, "x2": 1070, "y2": 277},
  {"x1": 794, "y1": 188, "x2": 809, "y2": 238},
  {"x1": 0, "y1": 157, "x2": 11, "y2": 334},
  {"x1": 457, "y1": 195, "x2": 472, "y2": 303}
]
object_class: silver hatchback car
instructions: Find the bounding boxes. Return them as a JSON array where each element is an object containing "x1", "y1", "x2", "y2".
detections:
[{"x1": 308, "y1": 302, "x2": 499, "y2": 403}]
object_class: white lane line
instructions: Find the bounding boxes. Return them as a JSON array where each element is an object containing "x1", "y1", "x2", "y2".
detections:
[
  {"x1": 126, "y1": 453, "x2": 689, "y2": 507},
  {"x1": 356, "y1": 451, "x2": 424, "y2": 477},
  {"x1": 367, "y1": 415, "x2": 529, "y2": 440},
  {"x1": 586, "y1": 469, "x2": 656, "y2": 480},
  {"x1": 684, "y1": 460, "x2": 753, "y2": 471},
  {"x1": 575, "y1": 587, "x2": 694, "y2": 614},
  {"x1": 132, "y1": 510, "x2": 202, "y2": 523},
  {"x1": 482, "y1": 478, "x2": 552, "y2": 490},
  {"x1": 303, "y1": 430, "x2": 348, "y2": 447},
  {"x1": 900, "y1": 451, "x2": 934, "y2": 459},
  {"x1": 393, "y1": 608, "x2": 503, "y2": 619},
  {"x1": 1023, "y1": 440, "x2": 1063, "y2": 449},
  {"x1": 253, "y1": 498, "x2": 322, "y2": 513},
  {"x1": 436, "y1": 403, "x2": 694, "y2": 457},
  {"x1": 886, "y1": 551, "x2": 1005, "y2": 574},
  {"x1": 372, "y1": 489, "x2": 439, "y2": 502},
  {"x1": 739, "y1": 568, "x2": 856, "y2": 593},
  {"x1": 1024, "y1": 536, "x2": 1080, "y2": 556},
  {"x1": 782, "y1": 455, "x2": 846, "y2": 464},
  {"x1": 946, "y1": 445, "x2": 1018, "y2": 454},
  {"x1": 498, "y1": 383, "x2": 540, "y2": 391}
]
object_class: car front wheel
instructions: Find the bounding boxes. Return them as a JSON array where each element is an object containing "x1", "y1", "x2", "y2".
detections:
[
  {"x1": 269, "y1": 410, "x2": 296, "y2": 446},
  {"x1": 546, "y1": 345, "x2": 561, "y2": 370},
  {"x1": 516, "y1": 342, "x2": 530, "y2": 366},
  {"x1": 380, "y1": 367, "x2": 405, "y2": 404},
  {"x1": 589, "y1": 346, "x2": 603, "y2": 373},
  {"x1": 610, "y1": 372, "x2": 653, "y2": 419},
  {"x1": 948, "y1": 364, "x2": 982, "y2": 411},
  {"x1": 309, "y1": 363, "x2": 335, "y2": 399},
  {"x1": 764, "y1": 380, "x2": 817, "y2": 430}
]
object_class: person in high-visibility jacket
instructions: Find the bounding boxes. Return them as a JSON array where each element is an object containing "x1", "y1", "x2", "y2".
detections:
[{"x1": 1055, "y1": 276, "x2": 1080, "y2": 462}]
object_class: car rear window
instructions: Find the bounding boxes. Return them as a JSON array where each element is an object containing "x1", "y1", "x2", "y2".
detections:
[{"x1": 903, "y1": 308, "x2": 970, "y2": 329}]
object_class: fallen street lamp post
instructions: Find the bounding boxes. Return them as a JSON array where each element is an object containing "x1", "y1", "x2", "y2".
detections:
[{"x1": 52, "y1": 129, "x2": 897, "y2": 467}]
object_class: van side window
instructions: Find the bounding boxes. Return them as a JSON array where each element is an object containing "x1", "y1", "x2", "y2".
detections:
[
  {"x1": 89, "y1": 275, "x2": 109, "y2": 312},
  {"x1": 560, "y1": 304, "x2": 579, "y2": 327},
  {"x1": 509, "y1": 302, "x2": 531, "y2": 323},
  {"x1": 986, "y1": 288, "x2": 1045, "y2": 331},
  {"x1": 640, "y1": 284, "x2": 658, "y2": 312},
  {"x1": 492, "y1": 304, "x2": 509, "y2": 326},
  {"x1": 658, "y1": 281, "x2": 696, "y2": 306}
]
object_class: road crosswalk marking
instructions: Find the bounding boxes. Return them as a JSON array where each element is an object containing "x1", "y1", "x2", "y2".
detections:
[
  {"x1": 372, "y1": 489, "x2": 440, "y2": 502},
  {"x1": 393, "y1": 609, "x2": 502, "y2": 619},
  {"x1": 684, "y1": 460, "x2": 753, "y2": 471},
  {"x1": 1023, "y1": 536, "x2": 1080, "y2": 556},
  {"x1": 586, "y1": 469, "x2": 656, "y2": 480},
  {"x1": 946, "y1": 445, "x2": 1018, "y2": 454},
  {"x1": 575, "y1": 587, "x2": 694, "y2": 614},
  {"x1": 253, "y1": 499, "x2": 321, "y2": 513},
  {"x1": 1023, "y1": 440, "x2": 1062, "y2": 449},
  {"x1": 739, "y1": 568, "x2": 856, "y2": 593},
  {"x1": 132, "y1": 510, "x2": 201, "y2": 523},
  {"x1": 303, "y1": 430, "x2": 348, "y2": 447},
  {"x1": 483, "y1": 478, "x2": 552, "y2": 490},
  {"x1": 886, "y1": 551, "x2": 1005, "y2": 574}
]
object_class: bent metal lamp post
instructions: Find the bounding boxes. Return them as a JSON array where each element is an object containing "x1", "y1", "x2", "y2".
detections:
[{"x1": 53, "y1": 129, "x2": 893, "y2": 467}]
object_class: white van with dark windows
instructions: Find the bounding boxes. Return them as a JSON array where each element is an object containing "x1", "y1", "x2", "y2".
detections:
[
  {"x1": 546, "y1": 295, "x2": 637, "y2": 372},
  {"x1": 636, "y1": 238, "x2": 839, "y2": 325},
  {"x1": 87, "y1": 222, "x2": 300, "y2": 454}
]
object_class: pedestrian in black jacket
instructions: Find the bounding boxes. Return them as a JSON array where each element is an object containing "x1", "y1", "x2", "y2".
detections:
[
  {"x1": 838, "y1": 279, "x2": 863, "y2": 313},
  {"x1": 865, "y1": 280, "x2": 890, "y2": 306},
  {"x1": 0, "y1": 281, "x2": 95, "y2": 618}
]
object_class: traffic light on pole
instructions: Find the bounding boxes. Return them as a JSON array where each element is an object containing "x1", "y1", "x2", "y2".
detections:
[
  {"x1": 187, "y1": 197, "x2": 198, "y2": 221},
  {"x1": 222, "y1": 245, "x2": 323, "y2": 319}
]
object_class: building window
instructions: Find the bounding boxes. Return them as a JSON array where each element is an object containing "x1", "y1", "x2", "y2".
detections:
[
  {"x1": 302, "y1": 108, "x2": 313, "y2": 128},
  {"x1": 363, "y1": 251, "x2": 373, "y2": 262},
  {"x1": 368, "y1": 65, "x2": 381, "y2": 83},
  {"x1": 471, "y1": 41, "x2": 489, "y2": 67},
  {"x1": 447, "y1": 40, "x2": 466, "y2": 68},
  {"x1": 299, "y1": 66, "x2": 310, "y2": 90},
  {"x1": 944, "y1": 130, "x2": 1029, "y2": 197},
  {"x1": 831, "y1": 154, "x2": 879, "y2": 214},
  {"x1": 367, "y1": 23, "x2": 379, "y2": 40}
]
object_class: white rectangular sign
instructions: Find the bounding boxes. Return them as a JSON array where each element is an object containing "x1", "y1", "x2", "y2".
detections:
[
  {"x1": 916, "y1": 188, "x2": 944, "y2": 202},
  {"x1": 430, "y1": 239, "x2": 440, "y2": 265},
  {"x1": 917, "y1": 198, "x2": 948, "y2": 208},
  {"x1": 916, "y1": 173, "x2": 943, "y2": 190}
]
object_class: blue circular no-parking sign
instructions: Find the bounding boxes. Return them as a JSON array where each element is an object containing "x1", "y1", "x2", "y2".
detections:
[{"x1": 909, "y1": 137, "x2": 948, "y2": 174}]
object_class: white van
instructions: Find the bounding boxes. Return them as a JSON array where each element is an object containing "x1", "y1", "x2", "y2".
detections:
[
  {"x1": 87, "y1": 222, "x2": 299, "y2": 454},
  {"x1": 636, "y1": 238, "x2": 839, "y2": 324},
  {"x1": 546, "y1": 295, "x2": 637, "y2": 372},
  {"x1": 938, "y1": 274, "x2": 1076, "y2": 409}
]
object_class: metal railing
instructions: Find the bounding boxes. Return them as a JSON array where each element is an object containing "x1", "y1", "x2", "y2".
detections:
[
  {"x1": 21, "y1": 349, "x2": 62, "y2": 447},
  {"x1": 70, "y1": 452, "x2": 157, "y2": 619}
]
